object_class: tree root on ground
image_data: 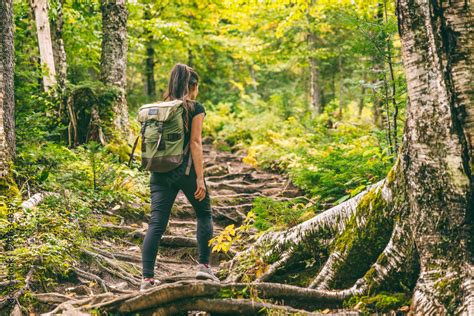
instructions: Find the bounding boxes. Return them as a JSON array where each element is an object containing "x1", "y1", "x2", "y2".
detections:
[
  {"x1": 224, "y1": 180, "x2": 386, "y2": 283},
  {"x1": 42, "y1": 292, "x2": 116, "y2": 315},
  {"x1": 81, "y1": 249, "x2": 142, "y2": 286},
  {"x1": 143, "y1": 298, "x2": 320, "y2": 316},
  {"x1": 73, "y1": 267, "x2": 109, "y2": 293},
  {"x1": 0, "y1": 266, "x2": 35, "y2": 315},
  {"x1": 65, "y1": 277, "x2": 412, "y2": 314}
]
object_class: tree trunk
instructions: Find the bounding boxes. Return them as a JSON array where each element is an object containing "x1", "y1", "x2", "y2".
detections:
[
  {"x1": 384, "y1": 0, "x2": 398, "y2": 154},
  {"x1": 307, "y1": 0, "x2": 321, "y2": 118},
  {"x1": 31, "y1": 0, "x2": 57, "y2": 92},
  {"x1": 100, "y1": 0, "x2": 129, "y2": 140},
  {"x1": 0, "y1": 0, "x2": 15, "y2": 178},
  {"x1": 308, "y1": 33, "x2": 321, "y2": 117},
  {"x1": 249, "y1": 65, "x2": 258, "y2": 92},
  {"x1": 396, "y1": 0, "x2": 473, "y2": 313},
  {"x1": 50, "y1": 0, "x2": 67, "y2": 92},
  {"x1": 358, "y1": 72, "x2": 367, "y2": 117},
  {"x1": 144, "y1": 8, "x2": 156, "y2": 99},
  {"x1": 188, "y1": 49, "x2": 194, "y2": 68},
  {"x1": 337, "y1": 53, "x2": 343, "y2": 118}
]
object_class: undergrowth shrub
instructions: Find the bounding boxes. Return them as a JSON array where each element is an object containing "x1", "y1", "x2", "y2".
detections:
[{"x1": 205, "y1": 99, "x2": 393, "y2": 206}]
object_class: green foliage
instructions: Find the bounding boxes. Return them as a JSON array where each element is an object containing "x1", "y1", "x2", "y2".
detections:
[
  {"x1": 7, "y1": 140, "x2": 149, "y2": 289},
  {"x1": 9, "y1": 0, "x2": 410, "y2": 312},
  {"x1": 251, "y1": 197, "x2": 316, "y2": 231},
  {"x1": 0, "y1": 195, "x2": 84, "y2": 288},
  {"x1": 343, "y1": 292, "x2": 410, "y2": 313},
  {"x1": 205, "y1": 99, "x2": 392, "y2": 205}
]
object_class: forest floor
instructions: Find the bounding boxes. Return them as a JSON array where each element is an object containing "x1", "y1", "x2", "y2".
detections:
[{"x1": 35, "y1": 143, "x2": 345, "y2": 315}]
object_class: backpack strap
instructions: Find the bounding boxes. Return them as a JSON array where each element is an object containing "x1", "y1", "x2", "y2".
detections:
[
  {"x1": 128, "y1": 135, "x2": 140, "y2": 167},
  {"x1": 128, "y1": 122, "x2": 148, "y2": 167}
]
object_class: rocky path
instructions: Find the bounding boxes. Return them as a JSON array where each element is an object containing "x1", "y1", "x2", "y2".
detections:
[{"x1": 39, "y1": 144, "x2": 302, "y2": 315}]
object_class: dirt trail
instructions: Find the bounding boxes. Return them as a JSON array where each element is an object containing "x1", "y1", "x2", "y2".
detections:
[{"x1": 40, "y1": 144, "x2": 301, "y2": 314}]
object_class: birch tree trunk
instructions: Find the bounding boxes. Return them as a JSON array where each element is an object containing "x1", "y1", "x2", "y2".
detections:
[
  {"x1": 307, "y1": 0, "x2": 321, "y2": 118},
  {"x1": 100, "y1": 0, "x2": 129, "y2": 139},
  {"x1": 397, "y1": 0, "x2": 473, "y2": 313},
  {"x1": 0, "y1": 0, "x2": 15, "y2": 178},
  {"x1": 31, "y1": 0, "x2": 57, "y2": 92},
  {"x1": 50, "y1": 0, "x2": 67, "y2": 92},
  {"x1": 308, "y1": 33, "x2": 322, "y2": 117}
]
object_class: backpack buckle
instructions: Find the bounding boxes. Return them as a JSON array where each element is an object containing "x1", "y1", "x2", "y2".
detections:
[{"x1": 156, "y1": 121, "x2": 164, "y2": 133}]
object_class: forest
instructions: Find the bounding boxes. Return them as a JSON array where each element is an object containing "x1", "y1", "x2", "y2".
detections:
[{"x1": 0, "y1": 0, "x2": 472, "y2": 315}]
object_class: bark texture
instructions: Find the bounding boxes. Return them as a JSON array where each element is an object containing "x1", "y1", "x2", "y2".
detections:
[
  {"x1": 0, "y1": 0, "x2": 15, "y2": 177},
  {"x1": 397, "y1": 0, "x2": 473, "y2": 313},
  {"x1": 308, "y1": 33, "x2": 321, "y2": 117},
  {"x1": 31, "y1": 0, "x2": 57, "y2": 91},
  {"x1": 50, "y1": 0, "x2": 67, "y2": 91},
  {"x1": 144, "y1": 8, "x2": 156, "y2": 98},
  {"x1": 307, "y1": 0, "x2": 321, "y2": 117},
  {"x1": 100, "y1": 0, "x2": 129, "y2": 138}
]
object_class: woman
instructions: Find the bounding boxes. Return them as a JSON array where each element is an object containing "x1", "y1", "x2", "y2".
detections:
[{"x1": 140, "y1": 64, "x2": 218, "y2": 291}]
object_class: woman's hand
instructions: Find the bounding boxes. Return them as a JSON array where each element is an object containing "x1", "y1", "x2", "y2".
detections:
[{"x1": 195, "y1": 176, "x2": 206, "y2": 201}]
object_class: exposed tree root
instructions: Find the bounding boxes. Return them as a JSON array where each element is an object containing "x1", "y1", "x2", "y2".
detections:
[
  {"x1": 207, "y1": 181, "x2": 283, "y2": 193},
  {"x1": 308, "y1": 251, "x2": 344, "y2": 290},
  {"x1": 206, "y1": 171, "x2": 281, "y2": 182},
  {"x1": 148, "y1": 298, "x2": 318, "y2": 315},
  {"x1": 43, "y1": 292, "x2": 116, "y2": 315},
  {"x1": 104, "y1": 280, "x2": 343, "y2": 313},
  {"x1": 224, "y1": 180, "x2": 385, "y2": 282},
  {"x1": 73, "y1": 267, "x2": 109, "y2": 293},
  {"x1": 33, "y1": 292, "x2": 80, "y2": 305},
  {"x1": 459, "y1": 263, "x2": 474, "y2": 315},
  {"x1": 90, "y1": 245, "x2": 142, "y2": 263},
  {"x1": 0, "y1": 265, "x2": 35, "y2": 315},
  {"x1": 255, "y1": 251, "x2": 292, "y2": 283}
]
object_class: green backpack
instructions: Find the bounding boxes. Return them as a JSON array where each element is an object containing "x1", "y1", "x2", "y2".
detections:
[{"x1": 129, "y1": 100, "x2": 192, "y2": 174}]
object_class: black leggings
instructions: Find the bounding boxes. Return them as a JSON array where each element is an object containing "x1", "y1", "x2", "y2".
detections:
[{"x1": 141, "y1": 166, "x2": 213, "y2": 279}]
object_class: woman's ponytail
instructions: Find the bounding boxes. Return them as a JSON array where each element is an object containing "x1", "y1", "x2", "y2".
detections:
[{"x1": 164, "y1": 63, "x2": 200, "y2": 131}]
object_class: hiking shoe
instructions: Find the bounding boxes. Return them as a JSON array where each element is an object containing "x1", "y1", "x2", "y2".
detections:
[
  {"x1": 139, "y1": 278, "x2": 160, "y2": 292},
  {"x1": 196, "y1": 264, "x2": 220, "y2": 282}
]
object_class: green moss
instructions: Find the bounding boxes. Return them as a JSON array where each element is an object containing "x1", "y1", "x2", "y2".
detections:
[
  {"x1": 217, "y1": 286, "x2": 251, "y2": 299},
  {"x1": 105, "y1": 139, "x2": 131, "y2": 162},
  {"x1": 343, "y1": 292, "x2": 410, "y2": 313},
  {"x1": 435, "y1": 276, "x2": 462, "y2": 314},
  {"x1": 386, "y1": 166, "x2": 396, "y2": 185},
  {"x1": 89, "y1": 223, "x2": 129, "y2": 239},
  {"x1": 214, "y1": 140, "x2": 232, "y2": 152},
  {"x1": 330, "y1": 187, "x2": 393, "y2": 289},
  {"x1": 0, "y1": 172, "x2": 20, "y2": 198}
]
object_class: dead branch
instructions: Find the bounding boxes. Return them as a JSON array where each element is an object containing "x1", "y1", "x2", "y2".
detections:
[{"x1": 21, "y1": 192, "x2": 60, "y2": 210}]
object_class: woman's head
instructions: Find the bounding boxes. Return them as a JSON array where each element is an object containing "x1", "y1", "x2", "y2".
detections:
[
  {"x1": 164, "y1": 63, "x2": 199, "y2": 102},
  {"x1": 163, "y1": 63, "x2": 199, "y2": 131}
]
